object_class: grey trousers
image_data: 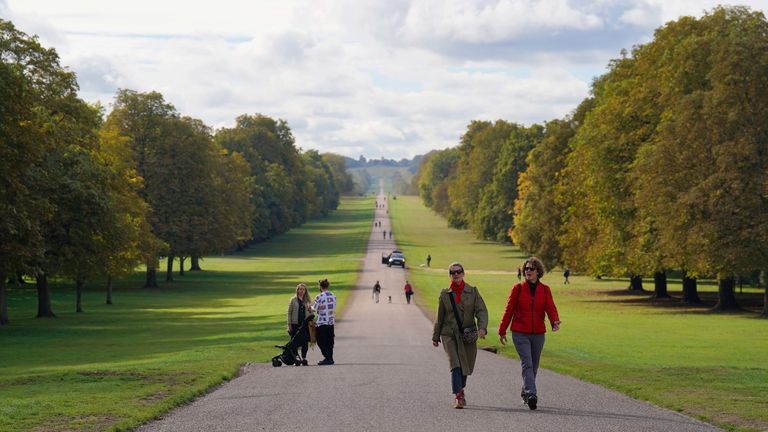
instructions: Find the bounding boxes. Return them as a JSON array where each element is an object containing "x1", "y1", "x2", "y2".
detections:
[{"x1": 512, "y1": 332, "x2": 546, "y2": 396}]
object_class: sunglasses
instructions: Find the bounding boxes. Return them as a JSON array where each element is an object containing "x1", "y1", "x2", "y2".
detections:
[
  {"x1": 524, "y1": 267, "x2": 537, "y2": 272},
  {"x1": 449, "y1": 269, "x2": 464, "y2": 275}
]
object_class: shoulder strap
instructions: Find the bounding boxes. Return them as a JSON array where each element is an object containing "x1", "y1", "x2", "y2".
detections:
[{"x1": 448, "y1": 291, "x2": 464, "y2": 330}]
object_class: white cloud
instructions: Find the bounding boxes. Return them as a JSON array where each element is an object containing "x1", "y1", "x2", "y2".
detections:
[
  {"x1": 5, "y1": 0, "x2": 768, "y2": 159},
  {"x1": 400, "y1": 0, "x2": 603, "y2": 44}
]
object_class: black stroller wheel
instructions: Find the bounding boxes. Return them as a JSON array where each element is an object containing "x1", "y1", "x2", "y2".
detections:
[{"x1": 272, "y1": 357, "x2": 282, "y2": 367}]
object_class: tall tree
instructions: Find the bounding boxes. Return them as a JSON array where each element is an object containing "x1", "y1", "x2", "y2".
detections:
[
  {"x1": 512, "y1": 98, "x2": 593, "y2": 265},
  {"x1": 417, "y1": 148, "x2": 459, "y2": 215},
  {"x1": 631, "y1": 6, "x2": 768, "y2": 309},
  {"x1": 322, "y1": 153, "x2": 355, "y2": 195},
  {"x1": 104, "y1": 89, "x2": 178, "y2": 287},
  {"x1": 474, "y1": 124, "x2": 543, "y2": 242}
]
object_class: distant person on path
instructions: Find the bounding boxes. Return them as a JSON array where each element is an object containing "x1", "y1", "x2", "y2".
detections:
[
  {"x1": 313, "y1": 279, "x2": 336, "y2": 365},
  {"x1": 426, "y1": 254, "x2": 431, "y2": 268},
  {"x1": 498, "y1": 257, "x2": 561, "y2": 410},
  {"x1": 432, "y1": 262, "x2": 489, "y2": 409},
  {"x1": 517, "y1": 267, "x2": 522, "y2": 281},
  {"x1": 563, "y1": 268, "x2": 570, "y2": 284},
  {"x1": 404, "y1": 281, "x2": 414, "y2": 304},
  {"x1": 388, "y1": 230, "x2": 392, "y2": 239},
  {"x1": 372, "y1": 280, "x2": 382, "y2": 303},
  {"x1": 287, "y1": 283, "x2": 313, "y2": 365}
]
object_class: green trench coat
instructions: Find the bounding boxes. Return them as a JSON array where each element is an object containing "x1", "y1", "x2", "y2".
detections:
[{"x1": 432, "y1": 283, "x2": 489, "y2": 375}]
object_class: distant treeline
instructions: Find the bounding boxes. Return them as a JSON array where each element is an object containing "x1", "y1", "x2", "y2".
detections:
[
  {"x1": 414, "y1": 6, "x2": 768, "y2": 314},
  {"x1": 0, "y1": 19, "x2": 354, "y2": 324},
  {"x1": 344, "y1": 155, "x2": 424, "y2": 169}
]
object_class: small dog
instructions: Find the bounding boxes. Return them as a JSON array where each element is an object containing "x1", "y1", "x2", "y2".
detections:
[{"x1": 388, "y1": 296, "x2": 392, "y2": 303}]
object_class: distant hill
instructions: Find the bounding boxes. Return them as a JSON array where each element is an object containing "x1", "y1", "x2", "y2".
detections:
[{"x1": 345, "y1": 155, "x2": 423, "y2": 195}]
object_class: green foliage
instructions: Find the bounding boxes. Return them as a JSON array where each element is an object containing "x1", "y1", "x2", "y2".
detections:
[
  {"x1": 473, "y1": 123, "x2": 543, "y2": 242},
  {"x1": 0, "y1": 197, "x2": 372, "y2": 432},
  {"x1": 392, "y1": 196, "x2": 768, "y2": 432},
  {"x1": 321, "y1": 152, "x2": 355, "y2": 195},
  {"x1": 416, "y1": 148, "x2": 459, "y2": 214},
  {"x1": 512, "y1": 115, "x2": 582, "y2": 265},
  {"x1": 0, "y1": 19, "x2": 81, "y2": 279},
  {"x1": 631, "y1": 6, "x2": 768, "y2": 278}
]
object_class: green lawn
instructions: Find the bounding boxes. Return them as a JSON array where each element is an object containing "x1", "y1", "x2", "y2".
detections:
[
  {"x1": 0, "y1": 196, "x2": 373, "y2": 432},
  {"x1": 390, "y1": 196, "x2": 768, "y2": 432}
]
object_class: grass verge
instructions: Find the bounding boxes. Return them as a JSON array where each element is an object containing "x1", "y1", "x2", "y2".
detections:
[
  {"x1": 390, "y1": 195, "x2": 768, "y2": 432},
  {"x1": 0, "y1": 196, "x2": 373, "y2": 432}
]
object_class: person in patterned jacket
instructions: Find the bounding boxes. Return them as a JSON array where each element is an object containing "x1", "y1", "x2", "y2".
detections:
[{"x1": 313, "y1": 279, "x2": 337, "y2": 365}]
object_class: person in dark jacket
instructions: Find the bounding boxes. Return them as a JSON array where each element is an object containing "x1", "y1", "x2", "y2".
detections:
[
  {"x1": 432, "y1": 262, "x2": 489, "y2": 409},
  {"x1": 498, "y1": 257, "x2": 561, "y2": 410}
]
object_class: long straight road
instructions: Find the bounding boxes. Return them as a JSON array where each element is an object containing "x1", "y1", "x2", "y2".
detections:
[{"x1": 138, "y1": 193, "x2": 721, "y2": 432}]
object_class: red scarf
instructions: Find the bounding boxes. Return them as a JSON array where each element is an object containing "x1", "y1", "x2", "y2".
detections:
[{"x1": 450, "y1": 280, "x2": 465, "y2": 303}]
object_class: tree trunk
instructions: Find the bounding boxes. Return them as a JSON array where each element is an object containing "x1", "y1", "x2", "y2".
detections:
[
  {"x1": 106, "y1": 276, "x2": 113, "y2": 305},
  {"x1": 190, "y1": 256, "x2": 202, "y2": 271},
  {"x1": 628, "y1": 275, "x2": 644, "y2": 291},
  {"x1": 178, "y1": 257, "x2": 185, "y2": 276},
  {"x1": 712, "y1": 276, "x2": 740, "y2": 311},
  {"x1": 0, "y1": 274, "x2": 9, "y2": 325},
  {"x1": 75, "y1": 278, "x2": 84, "y2": 313},
  {"x1": 144, "y1": 259, "x2": 158, "y2": 288},
  {"x1": 166, "y1": 255, "x2": 174, "y2": 282},
  {"x1": 36, "y1": 272, "x2": 56, "y2": 318},
  {"x1": 650, "y1": 271, "x2": 670, "y2": 298},
  {"x1": 761, "y1": 270, "x2": 767, "y2": 317},
  {"x1": 681, "y1": 273, "x2": 701, "y2": 304}
]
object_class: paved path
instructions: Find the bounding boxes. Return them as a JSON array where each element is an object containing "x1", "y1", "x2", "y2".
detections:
[{"x1": 138, "y1": 193, "x2": 721, "y2": 432}]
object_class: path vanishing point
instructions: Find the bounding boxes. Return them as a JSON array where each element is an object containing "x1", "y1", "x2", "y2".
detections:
[{"x1": 138, "y1": 188, "x2": 721, "y2": 432}]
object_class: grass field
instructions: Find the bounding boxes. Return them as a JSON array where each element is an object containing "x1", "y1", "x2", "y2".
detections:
[
  {"x1": 390, "y1": 196, "x2": 768, "y2": 432},
  {"x1": 0, "y1": 197, "x2": 373, "y2": 432}
]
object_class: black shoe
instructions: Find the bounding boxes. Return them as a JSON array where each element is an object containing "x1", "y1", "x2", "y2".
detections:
[
  {"x1": 302, "y1": 359, "x2": 308, "y2": 366},
  {"x1": 317, "y1": 359, "x2": 335, "y2": 365},
  {"x1": 527, "y1": 394, "x2": 537, "y2": 410}
]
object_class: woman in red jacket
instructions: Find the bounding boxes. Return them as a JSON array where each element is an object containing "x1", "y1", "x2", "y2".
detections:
[{"x1": 498, "y1": 257, "x2": 561, "y2": 410}]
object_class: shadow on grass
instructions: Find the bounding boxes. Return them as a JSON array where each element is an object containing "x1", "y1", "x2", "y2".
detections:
[{"x1": 581, "y1": 288, "x2": 765, "y2": 315}]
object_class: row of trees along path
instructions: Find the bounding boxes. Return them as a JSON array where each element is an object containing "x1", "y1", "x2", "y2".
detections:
[
  {"x1": 137, "y1": 192, "x2": 721, "y2": 432},
  {"x1": 415, "y1": 6, "x2": 768, "y2": 316}
]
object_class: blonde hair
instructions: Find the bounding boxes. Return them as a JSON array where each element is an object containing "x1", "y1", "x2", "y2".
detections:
[{"x1": 295, "y1": 283, "x2": 310, "y2": 302}]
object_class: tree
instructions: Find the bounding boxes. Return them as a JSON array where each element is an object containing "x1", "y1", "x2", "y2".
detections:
[
  {"x1": 0, "y1": 19, "x2": 115, "y2": 318},
  {"x1": 417, "y1": 148, "x2": 459, "y2": 215},
  {"x1": 215, "y1": 114, "x2": 310, "y2": 241},
  {"x1": 558, "y1": 43, "x2": 663, "y2": 285},
  {"x1": 631, "y1": 6, "x2": 768, "y2": 309},
  {"x1": 474, "y1": 124, "x2": 543, "y2": 242},
  {"x1": 447, "y1": 121, "x2": 512, "y2": 230},
  {"x1": 322, "y1": 153, "x2": 355, "y2": 195},
  {"x1": 104, "y1": 89, "x2": 179, "y2": 287},
  {"x1": 512, "y1": 98, "x2": 593, "y2": 265}
]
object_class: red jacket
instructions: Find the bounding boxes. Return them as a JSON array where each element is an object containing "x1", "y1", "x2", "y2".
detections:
[{"x1": 498, "y1": 281, "x2": 559, "y2": 335}]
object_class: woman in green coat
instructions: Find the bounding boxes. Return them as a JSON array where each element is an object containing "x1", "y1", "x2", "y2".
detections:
[{"x1": 432, "y1": 262, "x2": 489, "y2": 409}]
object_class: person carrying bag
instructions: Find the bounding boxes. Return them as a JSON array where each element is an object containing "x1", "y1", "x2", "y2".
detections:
[{"x1": 431, "y1": 262, "x2": 489, "y2": 409}]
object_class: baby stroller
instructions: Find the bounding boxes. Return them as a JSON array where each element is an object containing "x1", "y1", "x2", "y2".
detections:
[{"x1": 272, "y1": 314, "x2": 314, "y2": 367}]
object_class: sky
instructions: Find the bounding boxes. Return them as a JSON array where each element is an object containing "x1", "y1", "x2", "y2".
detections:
[{"x1": 3, "y1": 1, "x2": 768, "y2": 160}]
